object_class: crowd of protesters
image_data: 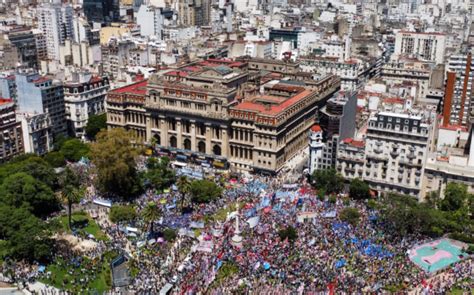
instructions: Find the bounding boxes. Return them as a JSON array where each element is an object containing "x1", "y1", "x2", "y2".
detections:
[{"x1": 2, "y1": 160, "x2": 472, "y2": 294}]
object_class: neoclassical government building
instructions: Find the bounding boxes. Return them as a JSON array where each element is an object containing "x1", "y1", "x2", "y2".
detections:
[{"x1": 106, "y1": 58, "x2": 340, "y2": 173}]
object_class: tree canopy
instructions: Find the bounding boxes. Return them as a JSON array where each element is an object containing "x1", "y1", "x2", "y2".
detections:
[
  {"x1": 59, "y1": 167, "x2": 85, "y2": 229},
  {"x1": 340, "y1": 207, "x2": 361, "y2": 226},
  {"x1": 0, "y1": 206, "x2": 55, "y2": 262},
  {"x1": 85, "y1": 113, "x2": 107, "y2": 140},
  {"x1": 142, "y1": 202, "x2": 161, "y2": 233},
  {"x1": 189, "y1": 179, "x2": 223, "y2": 204},
  {"x1": 379, "y1": 185, "x2": 473, "y2": 241},
  {"x1": 0, "y1": 155, "x2": 57, "y2": 188},
  {"x1": 440, "y1": 183, "x2": 469, "y2": 212},
  {"x1": 278, "y1": 226, "x2": 298, "y2": 243},
  {"x1": 144, "y1": 157, "x2": 175, "y2": 191},
  {"x1": 90, "y1": 128, "x2": 142, "y2": 199},
  {"x1": 0, "y1": 172, "x2": 60, "y2": 218},
  {"x1": 110, "y1": 205, "x2": 137, "y2": 223},
  {"x1": 349, "y1": 178, "x2": 371, "y2": 200},
  {"x1": 59, "y1": 138, "x2": 90, "y2": 162},
  {"x1": 311, "y1": 168, "x2": 344, "y2": 194}
]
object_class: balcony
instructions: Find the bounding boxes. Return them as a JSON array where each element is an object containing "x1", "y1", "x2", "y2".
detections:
[
  {"x1": 374, "y1": 147, "x2": 383, "y2": 154},
  {"x1": 345, "y1": 167, "x2": 356, "y2": 173},
  {"x1": 399, "y1": 159, "x2": 422, "y2": 168},
  {"x1": 415, "y1": 170, "x2": 421, "y2": 176},
  {"x1": 367, "y1": 154, "x2": 388, "y2": 162},
  {"x1": 390, "y1": 150, "x2": 399, "y2": 157},
  {"x1": 407, "y1": 153, "x2": 416, "y2": 160}
]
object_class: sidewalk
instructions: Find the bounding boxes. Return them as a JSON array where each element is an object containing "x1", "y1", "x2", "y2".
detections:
[{"x1": 23, "y1": 281, "x2": 61, "y2": 295}]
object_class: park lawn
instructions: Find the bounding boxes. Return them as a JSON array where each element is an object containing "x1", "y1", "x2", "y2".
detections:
[
  {"x1": 58, "y1": 212, "x2": 108, "y2": 241},
  {"x1": 208, "y1": 202, "x2": 243, "y2": 223},
  {"x1": 40, "y1": 257, "x2": 112, "y2": 293}
]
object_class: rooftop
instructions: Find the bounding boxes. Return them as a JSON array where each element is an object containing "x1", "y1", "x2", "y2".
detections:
[
  {"x1": 342, "y1": 138, "x2": 365, "y2": 148},
  {"x1": 233, "y1": 89, "x2": 313, "y2": 116},
  {"x1": 110, "y1": 80, "x2": 148, "y2": 95}
]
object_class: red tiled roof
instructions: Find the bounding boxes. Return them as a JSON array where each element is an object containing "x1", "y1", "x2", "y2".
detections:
[
  {"x1": 0, "y1": 98, "x2": 13, "y2": 104},
  {"x1": 311, "y1": 125, "x2": 322, "y2": 132},
  {"x1": 110, "y1": 80, "x2": 148, "y2": 95},
  {"x1": 383, "y1": 97, "x2": 404, "y2": 104},
  {"x1": 440, "y1": 124, "x2": 468, "y2": 132},
  {"x1": 234, "y1": 89, "x2": 313, "y2": 116},
  {"x1": 343, "y1": 138, "x2": 365, "y2": 148},
  {"x1": 90, "y1": 76, "x2": 103, "y2": 83}
]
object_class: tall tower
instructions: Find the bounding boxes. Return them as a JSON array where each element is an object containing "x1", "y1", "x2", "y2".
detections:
[
  {"x1": 37, "y1": 3, "x2": 74, "y2": 61},
  {"x1": 444, "y1": 52, "x2": 474, "y2": 127},
  {"x1": 308, "y1": 125, "x2": 324, "y2": 174}
]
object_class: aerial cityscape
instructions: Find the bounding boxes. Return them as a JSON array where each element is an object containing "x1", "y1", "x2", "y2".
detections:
[{"x1": 0, "y1": 0, "x2": 472, "y2": 293}]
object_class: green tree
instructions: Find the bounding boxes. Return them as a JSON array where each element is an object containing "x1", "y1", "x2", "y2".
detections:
[
  {"x1": 425, "y1": 191, "x2": 441, "y2": 209},
  {"x1": 85, "y1": 113, "x2": 107, "y2": 140},
  {"x1": 190, "y1": 179, "x2": 223, "y2": 204},
  {"x1": 59, "y1": 167, "x2": 85, "y2": 229},
  {"x1": 43, "y1": 151, "x2": 66, "y2": 168},
  {"x1": 311, "y1": 168, "x2": 344, "y2": 194},
  {"x1": 109, "y1": 205, "x2": 137, "y2": 223},
  {"x1": 340, "y1": 207, "x2": 361, "y2": 226},
  {"x1": 0, "y1": 172, "x2": 60, "y2": 218},
  {"x1": 90, "y1": 128, "x2": 142, "y2": 199},
  {"x1": 142, "y1": 202, "x2": 161, "y2": 233},
  {"x1": 177, "y1": 175, "x2": 191, "y2": 209},
  {"x1": 440, "y1": 183, "x2": 469, "y2": 212},
  {"x1": 278, "y1": 226, "x2": 298, "y2": 243},
  {"x1": 349, "y1": 178, "x2": 370, "y2": 200},
  {"x1": 0, "y1": 206, "x2": 55, "y2": 262},
  {"x1": 163, "y1": 228, "x2": 177, "y2": 241},
  {"x1": 144, "y1": 157, "x2": 176, "y2": 191},
  {"x1": 0, "y1": 155, "x2": 57, "y2": 188},
  {"x1": 60, "y1": 138, "x2": 90, "y2": 162}
]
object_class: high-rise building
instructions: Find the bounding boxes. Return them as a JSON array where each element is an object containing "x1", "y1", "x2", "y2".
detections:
[
  {"x1": 394, "y1": 31, "x2": 446, "y2": 65},
  {"x1": 0, "y1": 98, "x2": 24, "y2": 162},
  {"x1": 37, "y1": 4, "x2": 74, "y2": 61},
  {"x1": 364, "y1": 112, "x2": 432, "y2": 197},
  {"x1": 177, "y1": 0, "x2": 211, "y2": 27},
  {"x1": 64, "y1": 72, "x2": 110, "y2": 138},
  {"x1": 15, "y1": 71, "x2": 67, "y2": 138},
  {"x1": 83, "y1": 0, "x2": 120, "y2": 25},
  {"x1": 319, "y1": 91, "x2": 357, "y2": 141},
  {"x1": 5, "y1": 26, "x2": 38, "y2": 69},
  {"x1": 443, "y1": 53, "x2": 474, "y2": 127}
]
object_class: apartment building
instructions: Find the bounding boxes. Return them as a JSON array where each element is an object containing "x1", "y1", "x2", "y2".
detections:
[
  {"x1": 64, "y1": 72, "x2": 110, "y2": 138},
  {"x1": 0, "y1": 98, "x2": 23, "y2": 162},
  {"x1": 364, "y1": 112, "x2": 432, "y2": 197}
]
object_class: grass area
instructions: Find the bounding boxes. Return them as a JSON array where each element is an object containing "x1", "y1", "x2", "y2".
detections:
[
  {"x1": 448, "y1": 278, "x2": 474, "y2": 295},
  {"x1": 39, "y1": 252, "x2": 116, "y2": 293},
  {"x1": 58, "y1": 211, "x2": 108, "y2": 241},
  {"x1": 206, "y1": 202, "x2": 243, "y2": 223}
]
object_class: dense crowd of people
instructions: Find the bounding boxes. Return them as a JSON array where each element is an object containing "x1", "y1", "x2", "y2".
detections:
[{"x1": 1, "y1": 160, "x2": 472, "y2": 294}]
